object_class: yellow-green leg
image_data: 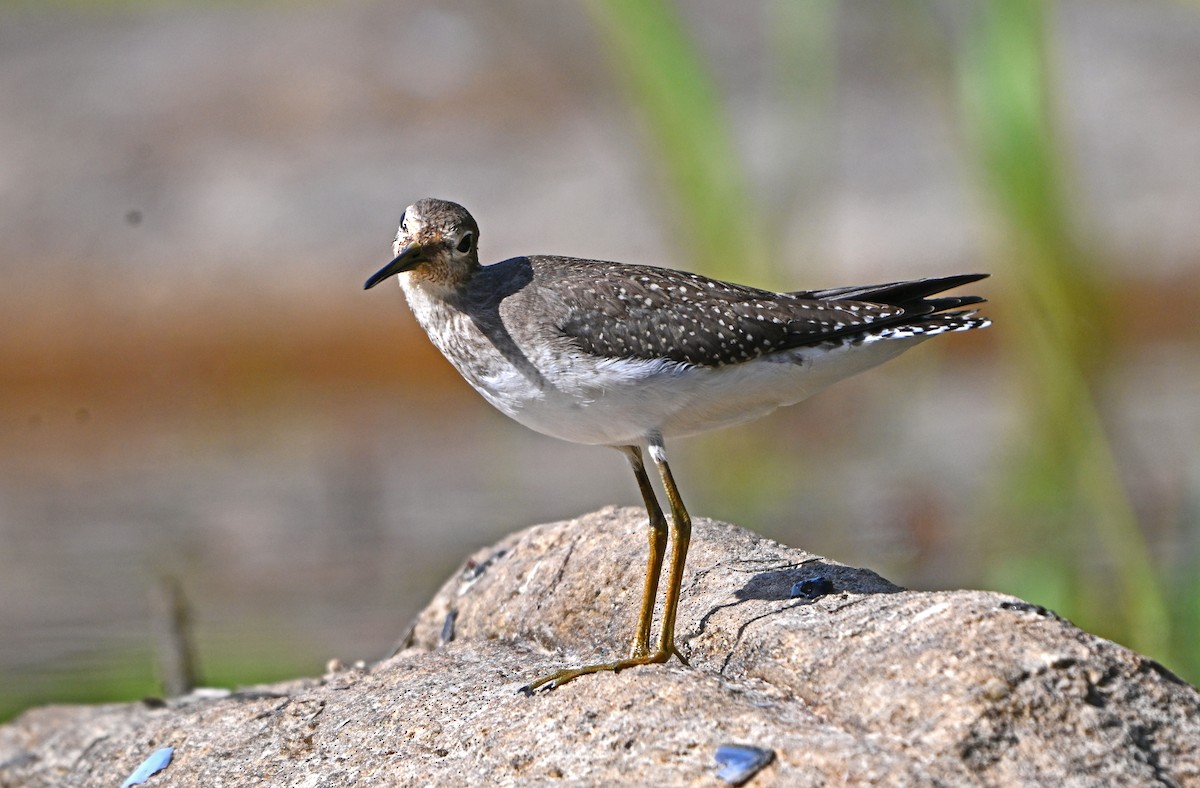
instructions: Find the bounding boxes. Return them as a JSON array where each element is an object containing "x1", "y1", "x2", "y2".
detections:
[
  {"x1": 520, "y1": 440, "x2": 690, "y2": 694},
  {"x1": 647, "y1": 437, "x2": 691, "y2": 663},
  {"x1": 622, "y1": 445, "x2": 668, "y2": 658}
]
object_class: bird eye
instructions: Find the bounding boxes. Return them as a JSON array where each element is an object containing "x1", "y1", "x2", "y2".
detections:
[
  {"x1": 399, "y1": 210, "x2": 408, "y2": 232},
  {"x1": 456, "y1": 233, "x2": 473, "y2": 253}
]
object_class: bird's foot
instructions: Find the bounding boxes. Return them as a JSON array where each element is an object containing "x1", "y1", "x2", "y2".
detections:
[{"x1": 518, "y1": 645, "x2": 687, "y2": 695}]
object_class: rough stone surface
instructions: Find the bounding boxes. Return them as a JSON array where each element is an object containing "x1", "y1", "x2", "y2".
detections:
[{"x1": 2, "y1": 507, "x2": 1197, "y2": 786}]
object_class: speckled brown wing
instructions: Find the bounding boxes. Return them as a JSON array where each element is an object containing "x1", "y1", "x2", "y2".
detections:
[{"x1": 531, "y1": 257, "x2": 969, "y2": 368}]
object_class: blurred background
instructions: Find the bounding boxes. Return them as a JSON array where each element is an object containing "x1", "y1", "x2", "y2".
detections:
[{"x1": 2, "y1": 0, "x2": 1198, "y2": 720}]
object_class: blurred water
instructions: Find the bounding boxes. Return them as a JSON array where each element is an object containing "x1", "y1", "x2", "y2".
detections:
[
  {"x1": 0, "y1": 365, "x2": 1003, "y2": 710},
  {"x1": 2, "y1": 336, "x2": 1197, "y2": 714}
]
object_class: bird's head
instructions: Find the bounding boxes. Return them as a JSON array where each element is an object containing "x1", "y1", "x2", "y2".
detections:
[{"x1": 364, "y1": 198, "x2": 481, "y2": 292}]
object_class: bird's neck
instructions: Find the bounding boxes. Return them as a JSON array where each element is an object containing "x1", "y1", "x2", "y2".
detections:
[
  {"x1": 398, "y1": 268, "x2": 474, "y2": 334},
  {"x1": 400, "y1": 259, "x2": 479, "y2": 300}
]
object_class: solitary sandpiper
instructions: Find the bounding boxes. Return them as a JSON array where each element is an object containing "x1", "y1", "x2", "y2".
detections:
[{"x1": 365, "y1": 198, "x2": 990, "y2": 692}]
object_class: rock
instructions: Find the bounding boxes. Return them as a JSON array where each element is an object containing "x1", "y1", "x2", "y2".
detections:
[{"x1": 2, "y1": 507, "x2": 1197, "y2": 786}]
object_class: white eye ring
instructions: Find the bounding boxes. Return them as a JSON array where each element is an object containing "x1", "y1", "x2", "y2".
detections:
[{"x1": 456, "y1": 233, "x2": 473, "y2": 253}]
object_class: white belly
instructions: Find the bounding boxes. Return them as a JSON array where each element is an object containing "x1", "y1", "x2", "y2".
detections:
[{"x1": 470, "y1": 335, "x2": 929, "y2": 447}]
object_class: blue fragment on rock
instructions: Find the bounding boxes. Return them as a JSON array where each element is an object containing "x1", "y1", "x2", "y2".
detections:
[
  {"x1": 715, "y1": 743, "x2": 774, "y2": 785},
  {"x1": 790, "y1": 575, "x2": 833, "y2": 600},
  {"x1": 120, "y1": 746, "x2": 174, "y2": 787}
]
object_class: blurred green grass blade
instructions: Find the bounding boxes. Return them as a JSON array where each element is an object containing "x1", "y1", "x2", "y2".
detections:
[
  {"x1": 586, "y1": 0, "x2": 767, "y2": 281},
  {"x1": 958, "y1": 0, "x2": 1173, "y2": 664},
  {"x1": 765, "y1": 0, "x2": 837, "y2": 225}
]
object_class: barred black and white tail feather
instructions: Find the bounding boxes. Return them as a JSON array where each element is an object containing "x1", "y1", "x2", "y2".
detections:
[{"x1": 784, "y1": 275, "x2": 990, "y2": 350}]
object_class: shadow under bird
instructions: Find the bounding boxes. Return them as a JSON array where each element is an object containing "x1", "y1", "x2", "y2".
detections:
[{"x1": 365, "y1": 198, "x2": 990, "y2": 692}]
